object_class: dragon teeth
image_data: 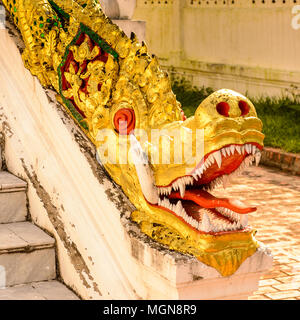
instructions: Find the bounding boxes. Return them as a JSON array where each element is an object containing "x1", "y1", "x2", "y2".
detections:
[
  {"x1": 197, "y1": 167, "x2": 204, "y2": 176},
  {"x1": 245, "y1": 156, "x2": 252, "y2": 166},
  {"x1": 226, "y1": 147, "x2": 231, "y2": 156},
  {"x1": 192, "y1": 173, "x2": 199, "y2": 181},
  {"x1": 157, "y1": 143, "x2": 261, "y2": 229},
  {"x1": 196, "y1": 144, "x2": 261, "y2": 191},
  {"x1": 175, "y1": 200, "x2": 183, "y2": 212},
  {"x1": 201, "y1": 212, "x2": 212, "y2": 232},
  {"x1": 245, "y1": 144, "x2": 251, "y2": 154},
  {"x1": 240, "y1": 214, "x2": 248, "y2": 228},
  {"x1": 209, "y1": 155, "x2": 215, "y2": 165},
  {"x1": 171, "y1": 176, "x2": 194, "y2": 198},
  {"x1": 230, "y1": 145, "x2": 235, "y2": 155},
  {"x1": 221, "y1": 148, "x2": 227, "y2": 157},
  {"x1": 216, "y1": 207, "x2": 248, "y2": 228},
  {"x1": 179, "y1": 182, "x2": 185, "y2": 198},
  {"x1": 193, "y1": 150, "x2": 223, "y2": 179},
  {"x1": 255, "y1": 152, "x2": 261, "y2": 166},
  {"x1": 213, "y1": 151, "x2": 222, "y2": 168},
  {"x1": 157, "y1": 197, "x2": 200, "y2": 229},
  {"x1": 157, "y1": 198, "x2": 248, "y2": 232},
  {"x1": 158, "y1": 186, "x2": 172, "y2": 196}
]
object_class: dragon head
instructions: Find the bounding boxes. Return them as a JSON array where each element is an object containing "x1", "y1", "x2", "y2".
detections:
[
  {"x1": 87, "y1": 37, "x2": 264, "y2": 276},
  {"x1": 4, "y1": 0, "x2": 264, "y2": 276}
]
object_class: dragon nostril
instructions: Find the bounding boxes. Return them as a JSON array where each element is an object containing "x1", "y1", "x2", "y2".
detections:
[
  {"x1": 239, "y1": 100, "x2": 250, "y2": 116},
  {"x1": 216, "y1": 102, "x2": 230, "y2": 117}
]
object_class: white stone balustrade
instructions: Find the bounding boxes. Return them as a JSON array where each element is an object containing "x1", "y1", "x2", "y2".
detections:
[
  {"x1": 101, "y1": 0, "x2": 146, "y2": 42},
  {"x1": 101, "y1": 0, "x2": 137, "y2": 19}
]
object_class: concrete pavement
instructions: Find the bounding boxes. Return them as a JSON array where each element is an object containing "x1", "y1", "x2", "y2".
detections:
[{"x1": 213, "y1": 165, "x2": 300, "y2": 300}]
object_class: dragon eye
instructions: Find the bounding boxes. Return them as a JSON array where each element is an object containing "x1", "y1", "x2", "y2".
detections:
[
  {"x1": 239, "y1": 100, "x2": 250, "y2": 116},
  {"x1": 113, "y1": 108, "x2": 136, "y2": 135},
  {"x1": 216, "y1": 102, "x2": 230, "y2": 117}
]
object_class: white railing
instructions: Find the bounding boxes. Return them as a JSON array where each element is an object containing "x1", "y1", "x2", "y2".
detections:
[{"x1": 101, "y1": 0, "x2": 137, "y2": 19}]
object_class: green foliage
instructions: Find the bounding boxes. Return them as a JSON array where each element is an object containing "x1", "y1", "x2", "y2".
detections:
[
  {"x1": 171, "y1": 78, "x2": 300, "y2": 154},
  {"x1": 251, "y1": 94, "x2": 300, "y2": 153},
  {"x1": 171, "y1": 78, "x2": 214, "y2": 118}
]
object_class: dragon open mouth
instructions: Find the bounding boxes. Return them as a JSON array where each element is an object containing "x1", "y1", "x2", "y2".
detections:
[{"x1": 136, "y1": 142, "x2": 262, "y2": 235}]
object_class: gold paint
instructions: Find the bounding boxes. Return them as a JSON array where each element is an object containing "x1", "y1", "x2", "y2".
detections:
[{"x1": 4, "y1": 0, "x2": 265, "y2": 276}]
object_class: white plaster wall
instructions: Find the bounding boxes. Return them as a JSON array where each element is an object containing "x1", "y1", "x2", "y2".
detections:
[
  {"x1": 134, "y1": 0, "x2": 300, "y2": 96},
  {"x1": 182, "y1": 2, "x2": 300, "y2": 72}
]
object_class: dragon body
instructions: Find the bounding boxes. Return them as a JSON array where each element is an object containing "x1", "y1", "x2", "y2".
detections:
[{"x1": 2, "y1": 0, "x2": 265, "y2": 276}]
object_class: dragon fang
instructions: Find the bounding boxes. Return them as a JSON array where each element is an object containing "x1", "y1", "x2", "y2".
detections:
[{"x1": 2, "y1": 0, "x2": 265, "y2": 276}]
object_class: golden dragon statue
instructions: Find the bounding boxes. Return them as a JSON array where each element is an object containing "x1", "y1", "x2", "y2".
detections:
[{"x1": 2, "y1": 0, "x2": 265, "y2": 276}]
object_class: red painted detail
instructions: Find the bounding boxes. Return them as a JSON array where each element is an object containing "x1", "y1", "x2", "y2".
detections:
[
  {"x1": 114, "y1": 108, "x2": 136, "y2": 135},
  {"x1": 79, "y1": 60, "x2": 88, "y2": 74},
  {"x1": 84, "y1": 34, "x2": 94, "y2": 51},
  {"x1": 92, "y1": 46, "x2": 108, "y2": 63},
  {"x1": 216, "y1": 102, "x2": 230, "y2": 117},
  {"x1": 61, "y1": 68, "x2": 70, "y2": 90},
  {"x1": 75, "y1": 33, "x2": 85, "y2": 46},
  {"x1": 181, "y1": 109, "x2": 187, "y2": 121},
  {"x1": 169, "y1": 190, "x2": 256, "y2": 214},
  {"x1": 79, "y1": 75, "x2": 90, "y2": 95},
  {"x1": 69, "y1": 60, "x2": 79, "y2": 74},
  {"x1": 63, "y1": 51, "x2": 74, "y2": 71},
  {"x1": 148, "y1": 199, "x2": 252, "y2": 235},
  {"x1": 157, "y1": 142, "x2": 263, "y2": 188},
  {"x1": 60, "y1": 32, "x2": 113, "y2": 120},
  {"x1": 69, "y1": 97, "x2": 86, "y2": 118},
  {"x1": 239, "y1": 100, "x2": 250, "y2": 116},
  {"x1": 61, "y1": 51, "x2": 75, "y2": 90},
  {"x1": 146, "y1": 141, "x2": 263, "y2": 234},
  {"x1": 194, "y1": 152, "x2": 246, "y2": 186}
]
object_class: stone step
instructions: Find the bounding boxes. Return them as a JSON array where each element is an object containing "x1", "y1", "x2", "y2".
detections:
[
  {"x1": 0, "y1": 222, "x2": 56, "y2": 287},
  {"x1": 0, "y1": 171, "x2": 27, "y2": 224},
  {"x1": 0, "y1": 280, "x2": 79, "y2": 300}
]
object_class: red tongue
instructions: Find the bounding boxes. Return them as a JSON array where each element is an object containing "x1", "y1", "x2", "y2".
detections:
[{"x1": 169, "y1": 189, "x2": 256, "y2": 214}]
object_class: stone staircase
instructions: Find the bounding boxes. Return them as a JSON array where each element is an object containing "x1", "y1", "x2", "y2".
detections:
[{"x1": 0, "y1": 171, "x2": 79, "y2": 300}]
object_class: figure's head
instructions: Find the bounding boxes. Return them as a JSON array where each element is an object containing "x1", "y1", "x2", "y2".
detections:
[{"x1": 54, "y1": 1, "x2": 264, "y2": 276}]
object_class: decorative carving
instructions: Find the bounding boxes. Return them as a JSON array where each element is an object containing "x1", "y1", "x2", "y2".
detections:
[{"x1": 3, "y1": 0, "x2": 265, "y2": 276}]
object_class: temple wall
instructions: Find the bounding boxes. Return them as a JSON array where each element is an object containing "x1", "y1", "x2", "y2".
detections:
[{"x1": 134, "y1": 0, "x2": 300, "y2": 96}]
